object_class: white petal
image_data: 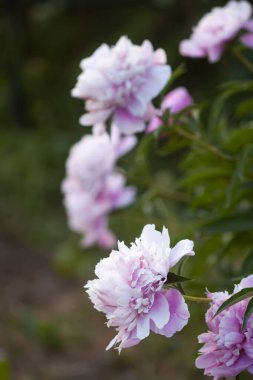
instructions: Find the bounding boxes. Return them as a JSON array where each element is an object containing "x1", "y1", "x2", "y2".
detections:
[{"x1": 169, "y1": 239, "x2": 194, "y2": 268}]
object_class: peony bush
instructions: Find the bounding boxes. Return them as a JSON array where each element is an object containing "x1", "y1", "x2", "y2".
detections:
[{"x1": 62, "y1": 1, "x2": 253, "y2": 378}]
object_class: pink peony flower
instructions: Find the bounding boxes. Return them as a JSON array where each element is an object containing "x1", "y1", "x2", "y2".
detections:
[
  {"x1": 85, "y1": 224, "x2": 194, "y2": 351},
  {"x1": 179, "y1": 1, "x2": 253, "y2": 63},
  {"x1": 62, "y1": 130, "x2": 136, "y2": 248},
  {"x1": 71, "y1": 36, "x2": 171, "y2": 134},
  {"x1": 196, "y1": 275, "x2": 253, "y2": 379},
  {"x1": 147, "y1": 87, "x2": 193, "y2": 133}
]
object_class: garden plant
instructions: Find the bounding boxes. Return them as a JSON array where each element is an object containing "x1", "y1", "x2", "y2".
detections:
[{"x1": 61, "y1": 1, "x2": 253, "y2": 379}]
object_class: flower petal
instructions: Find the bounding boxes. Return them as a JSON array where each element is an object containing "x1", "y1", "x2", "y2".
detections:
[
  {"x1": 151, "y1": 289, "x2": 189, "y2": 337},
  {"x1": 114, "y1": 108, "x2": 146, "y2": 134},
  {"x1": 169, "y1": 239, "x2": 194, "y2": 268},
  {"x1": 137, "y1": 315, "x2": 150, "y2": 340},
  {"x1": 240, "y1": 32, "x2": 253, "y2": 48},
  {"x1": 149, "y1": 292, "x2": 170, "y2": 329}
]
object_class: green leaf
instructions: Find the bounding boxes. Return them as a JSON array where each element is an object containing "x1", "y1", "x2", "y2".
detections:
[
  {"x1": 165, "y1": 272, "x2": 191, "y2": 284},
  {"x1": 242, "y1": 297, "x2": 253, "y2": 331},
  {"x1": 236, "y1": 98, "x2": 253, "y2": 118},
  {"x1": 242, "y1": 251, "x2": 253, "y2": 275},
  {"x1": 167, "y1": 63, "x2": 186, "y2": 87},
  {"x1": 180, "y1": 167, "x2": 231, "y2": 188},
  {"x1": 208, "y1": 92, "x2": 230, "y2": 133},
  {"x1": 214, "y1": 288, "x2": 253, "y2": 318},
  {"x1": 156, "y1": 135, "x2": 189, "y2": 155},
  {"x1": 202, "y1": 211, "x2": 253, "y2": 234},
  {"x1": 226, "y1": 125, "x2": 253, "y2": 153},
  {"x1": 177, "y1": 256, "x2": 189, "y2": 276},
  {"x1": 225, "y1": 145, "x2": 253, "y2": 208}
]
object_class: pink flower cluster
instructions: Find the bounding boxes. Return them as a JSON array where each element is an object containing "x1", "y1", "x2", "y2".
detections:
[
  {"x1": 62, "y1": 128, "x2": 136, "y2": 248},
  {"x1": 71, "y1": 36, "x2": 171, "y2": 134},
  {"x1": 85, "y1": 224, "x2": 194, "y2": 351},
  {"x1": 180, "y1": 1, "x2": 253, "y2": 63},
  {"x1": 196, "y1": 275, "x2": 253, "y2": 379},
  {"x1": 147, "y1": 87, "x2": 193, "y2": 133}
]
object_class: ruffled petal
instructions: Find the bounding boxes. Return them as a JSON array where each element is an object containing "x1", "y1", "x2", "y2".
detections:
[{"x1": 151, "y1": 289, "x2": 189, "y2": 338}]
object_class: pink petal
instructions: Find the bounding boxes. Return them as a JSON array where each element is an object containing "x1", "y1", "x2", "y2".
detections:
[
  {"x1": 127, "y1": 95, "x2": 147, "y2": 117},
  {"x1": 151, "y1": 289, "x2": 189, "y2": 338},
  {"x1": 161, "y1": 87, "x2": 193, "y2": 114},
  {"x1": 149, "y1": 292, "x2": 170, "y2": 329},
  {"x1": 240, "y1": 33, "x2": 253, "y2": 48},
  {"x1": 114, "y1": 187, "x2": 136, "y2": 208},
  {"x1": 239, "y1": 274, "x2": 253, "y2": 288},
  {"x1": 179, "y1": 40, "x2": 206, "y2": 58},
  {"x1": 195, "y1": 352, "x2": 218, "y2": 369},
  {"x1": 207, "y1": 44, "x2": 225, "y2": 63},
  {"x1": 153, "y1": 48, "x2": 167, "y2": 64},
  {"x1": 139, "y1": 65, "x2": 171, "y2": 103},
  {"x1": 136, "y1": 315, "x2": 150, "y2": 340},
  {"x1": 169, "y1": 239, "x2": 194, "y2": 268},
  {"x1": 244, "y1": 19, "x2": 253, "y2": 32},
  {"x1": 146, "y1": 116, "x2": 163, "y2": 133},
  {"x1": 79, "y1": 109, "x2": 112, "y2": 126},
  {"x1": 141, "y1": 224, "x2": 170, "y2": 248},
  {"x1": 111, "y1": 124, "x2": 137, "y2": 157},
  {"x1": 114, "y1": 108, "x2": 145, "y2": 134},
  {"x1": 211, "y1": 354, "x2": 253, "y2": 378}
]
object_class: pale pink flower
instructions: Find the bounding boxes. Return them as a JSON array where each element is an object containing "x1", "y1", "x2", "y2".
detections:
[
  {"x1": 71, "y1": 36, "x2": 171, "y2": 134},
  {"x1": 147, "y1": 87, "x2": 193, "y2": 133},
  {"x1": 62, "y1": 131, "x2": 136, "y2": 248},
  {"x1": 196, "y1": 275, "x2": 253, "y2": 379},
  {"x1": 180, "y1": 1, "x2": 253, "y2": 63},
  {"x1": 85, "y1": 224, "x2": 194, "y2": 351}
]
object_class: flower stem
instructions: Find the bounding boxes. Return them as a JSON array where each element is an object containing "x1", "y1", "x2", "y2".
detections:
[
  {"x1": 233, "y1": 47, "x2": 253, "y2": 74},
  {"x1": 235, "y1": 375, "x2": 240, "y2": 380},
  {"x1": 173, "y1": 125, "x2": 234, "y2": 162},
  {"x1": 183, "y1": 295, "x2": 212, "y2": 303}
]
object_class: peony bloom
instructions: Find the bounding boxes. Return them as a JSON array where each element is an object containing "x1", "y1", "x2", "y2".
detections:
[
  {"x1": 85, "y1": 224, "x2": 194, "y2": 351},
  {"x1": 179, "y1": 1, "x2": 253, "y2": 63},
  {"x1": 147, "y1": 87, "x2": 193, "y2": 133},
  {"x1": 62, "y1": 130, "x2": 136, "y2": 248},
  {"x1": 196, "y1": 275, "x2": 253, "y2": 379},
  {"x1": 71, "y1": 36, "x2": 171, "y2": 134}
]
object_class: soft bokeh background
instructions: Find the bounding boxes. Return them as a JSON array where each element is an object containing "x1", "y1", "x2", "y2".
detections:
[{"x1": 1, "y1": 0, "x2": 253, "y2": 379}]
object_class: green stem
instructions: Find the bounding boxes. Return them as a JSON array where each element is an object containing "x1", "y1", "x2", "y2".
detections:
[
  {"x1": 173, "y1": 125, "x2": 234, "y2": 162},
  {"x1": 233, "y1": 47, "x2": 253, "y2": 75},
  {"x1": 183, "y1": 295, "x2": 212, "y2": 303},
  {"x1": 236, "y1": 375, "x2": 240, "y2": 380}
]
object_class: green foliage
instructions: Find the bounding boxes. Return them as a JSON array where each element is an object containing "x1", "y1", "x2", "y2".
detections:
[
  {"x1": 165, "y1": 272, "x2": 191, "y2": 284},
  {"x1": 0, "y1": 357, "x2": 10, "y2": 380},
  {"x1": 214, "y1": 288, "x2": 253, "y2": 318},
  {"x1": 242, "y1": 297, "x2": 253, "y2": 331}
]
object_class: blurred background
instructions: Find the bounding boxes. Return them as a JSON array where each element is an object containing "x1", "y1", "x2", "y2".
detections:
[{"x1": 1, "y1": 0, "x2": 252, "y2": 379}]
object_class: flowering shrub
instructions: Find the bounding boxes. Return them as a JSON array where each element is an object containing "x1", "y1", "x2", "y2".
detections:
[{"x1": 63, "y1": 0, "x2": 253, "y2": 378}]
